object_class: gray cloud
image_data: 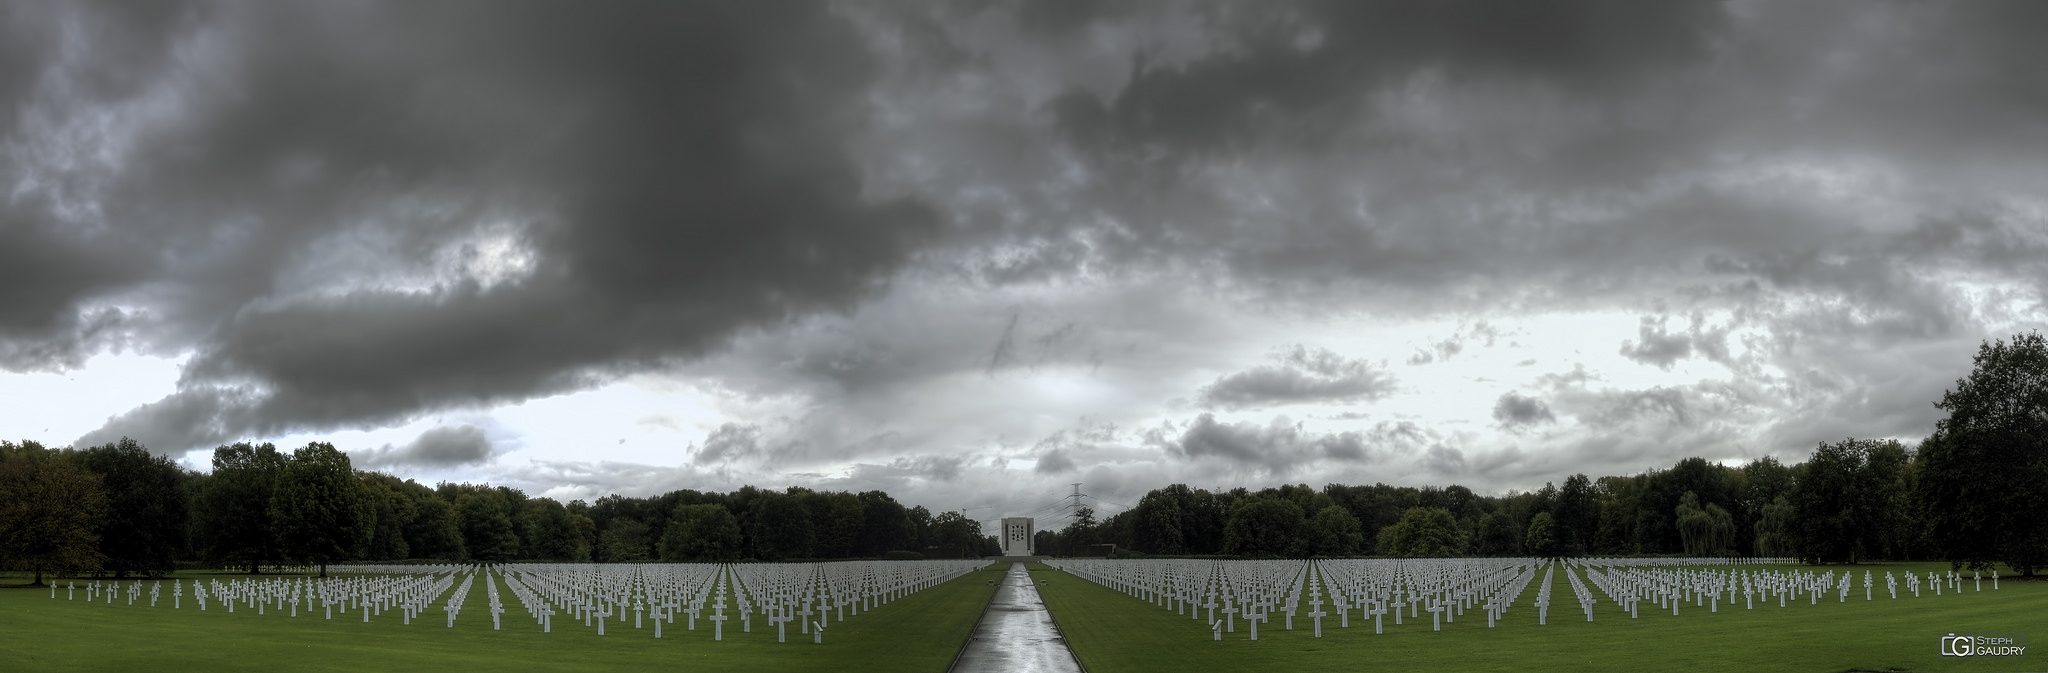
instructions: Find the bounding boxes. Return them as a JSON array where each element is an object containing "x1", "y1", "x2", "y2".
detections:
[
  {"x1": 9, "y1": 0, "x2": 2048, "y2": 508},
  {"x1": 692, "y1": 423, "x2": 761, "y2": 466},
  {"x1": 1168, "y1": 413, "x2": 1375, "y2": 475},
  {"x1": 1198, "y1": 345, "x2": 1395, "y2": 409},
  {"x1": 353, "y1": 424, "x2": 494, "y2": 470},
  {"x1": 1619, "y1": 315, "x2": 1694, "y2": 369},
  {"x1": 1492, "y1": 392, "x2": 1557, "y2": 428},
  {"x1": 20, "y1": 2, "x2": 939, "y2": 453},
  {"x1": 1035, "y1": 448, "x2": 1077, "y2": 474}
]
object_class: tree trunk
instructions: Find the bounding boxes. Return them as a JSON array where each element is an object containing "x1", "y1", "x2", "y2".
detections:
[
  {"x1": 32, "y1": 567, "x2": 43, "y2": 586},
  {"x1": 249, "y1": 560, "x2": 259, "y2": 575},
  {"x1": 319, "y1": 562, "x2": 327, "y2": 578}
]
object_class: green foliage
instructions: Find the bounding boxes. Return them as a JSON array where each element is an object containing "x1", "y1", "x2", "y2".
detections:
[
  {"x1": 521, "y1": 498, "x2": 581, "y2": 561},
  {"x1": 1754, "y1": 495, "x2": 1794, "y2": 557},
  {"x1": 657, "y1": 503, "x2": 742, "y2": 561},
  {"x1": 268, "y1": 442, "x2": 374, "y2": 576},
  {"x1": 747, "y1": 492, "x2": 815, "y2": 560},
  {"x1": 1675, "y1": 490, "x2": 1735, "y2": 556},
  {"x1": 856, "y1": 490, "x2": 912, "y2": 557},
  {"x1": 1920, "y1": 330, "x2": 2048, "y2": 575},
  {"x1": 1523, "y1": 511, "x2": 1558, "y2": 558},
  {"x1": 76, "y1": 437, "x2": 188, "y2": 577},
  {"x1": 196, "y1": 442, "x2": 286, "y2": 572},
  {"x1": 926, "y1": 509, "x2": 982, "y2": 559},
  {"x1": 1379, "y1": 507, "x2": 1464, "y2": 558},
  {"x1": 456, "y1": 490, "x2": 520, "y2": 562},
  {"x1": 1475, "y1": 511, "x2": 1521, "y2": 556},
  {"x1": 0, "y1": 441, "x2": 109, "y2": 583},
  {"x1": 1306, "y1": 505, "x2": 1363, "y2": 556},
  {"x1": 1792, "y1": 438, "x2": 1909, "y2": 563},
  {"x1": 1223, "y1": 497, "x2": 1306, "y2": 557}
]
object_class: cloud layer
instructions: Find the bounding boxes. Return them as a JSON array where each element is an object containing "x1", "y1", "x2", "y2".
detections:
[{"x1": 2, "y1": 1, "x2": 2045, "y2": 519}]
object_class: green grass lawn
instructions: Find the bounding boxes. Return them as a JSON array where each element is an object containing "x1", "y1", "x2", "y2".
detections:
[
  {"x1": 1033, "y1": 561, "x2": 2047, "y2": 673},
  {"x1": 0, "y1": 565, "x2": 1004, "y2": 673}
]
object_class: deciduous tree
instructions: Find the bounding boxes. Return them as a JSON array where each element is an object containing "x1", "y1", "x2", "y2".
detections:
[
  {"x1": 0, "y1": 441, "x2": 109, "y2": 584},
  {"x1": 1920, "y1": 331, "x2": 2048, "y2": 575},
  {"x1": 269, "y1": 442, "x2": 374, "y2": 577}
]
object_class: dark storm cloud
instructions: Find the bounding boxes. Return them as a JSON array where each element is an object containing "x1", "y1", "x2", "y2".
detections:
[
  {"x1": 21, "y1": 2, "x2": 937, "y2": 452},
  {"x1": 1492, "y1": 392, "x2": 1556, "y2": 428},
  {"x1": 1197, "y1": 345, "x2": 1395, "y2": 409},
  {"x1": 354, "y1": 424, "x2": 494, "y2": 470},
  {"x1": 1050, "y1": 0, "x2": 1728, "y2": 157}
]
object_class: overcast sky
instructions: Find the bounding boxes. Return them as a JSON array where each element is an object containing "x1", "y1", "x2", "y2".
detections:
[{"x1": 3, "y1": 1, "x2": 2044, "y2": 530}]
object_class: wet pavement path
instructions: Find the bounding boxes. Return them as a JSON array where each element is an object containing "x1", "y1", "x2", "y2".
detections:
[{"x1": 949, "y1": 562, "x2": 1084, "y2": 673}]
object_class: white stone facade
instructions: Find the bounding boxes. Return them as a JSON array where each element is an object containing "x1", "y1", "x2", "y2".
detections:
[{"x1": 1001, "y1": 517, "x2": 1035, "y2": 556}]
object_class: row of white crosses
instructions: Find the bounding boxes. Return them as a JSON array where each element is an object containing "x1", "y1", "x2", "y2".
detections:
[
  {"x1": 486, "y1": 560, "x2": 988, "y2": 643},
  {"x1": 1046, "y1": 557, "x2": 1546, "y2": 640},
  {"x1": 47, "y1": 565, "x2": 478, "y2": 624},
  {"x1": 1563, "y1": 558, "x2": 1998, "y2": 623},
  {"x1": 1050, "y1": 556, "x2": 2009, "y2": 640},
  {"x1": 47, "y1": 559, "x2": 986, "y2": 643}
]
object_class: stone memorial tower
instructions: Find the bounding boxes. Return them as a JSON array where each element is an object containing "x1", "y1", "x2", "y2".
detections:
[{"x1": 1000, "y1": 517, "x2": 1035, "y2": 557}]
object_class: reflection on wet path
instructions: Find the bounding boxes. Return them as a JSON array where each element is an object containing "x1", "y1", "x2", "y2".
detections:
[{"x1": 949, "y1": 563, "x2": 1084, "y2": 673}]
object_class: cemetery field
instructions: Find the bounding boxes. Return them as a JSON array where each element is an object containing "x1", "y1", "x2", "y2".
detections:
[
  {"x1": 0, "y1": 564, "x2": 1006, "y2": 673},
  {"x1": 1033, "y1": 561, "x2": 2048, "y2": 673}
]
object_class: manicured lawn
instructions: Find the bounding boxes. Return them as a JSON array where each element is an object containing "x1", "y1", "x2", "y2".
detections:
[
  {"x1": 0, "y1": 565, "x2": 1005, "y2": 673},
  {"x1": 1033, "y1": 561, "x2": 2046, "y2": 673}
]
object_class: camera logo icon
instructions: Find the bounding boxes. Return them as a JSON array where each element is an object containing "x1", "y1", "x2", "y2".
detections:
[{"x1": 1941, "y1": 633, "x2": 1972, "y2": 657}]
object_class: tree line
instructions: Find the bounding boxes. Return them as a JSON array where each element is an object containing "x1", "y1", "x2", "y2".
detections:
[
  {"x1": 1047, "y1": 332, "x2": 2048, "y2": 576},
  {"x1": 0, "y1": 438, "x2": 996, "y2": 583}
]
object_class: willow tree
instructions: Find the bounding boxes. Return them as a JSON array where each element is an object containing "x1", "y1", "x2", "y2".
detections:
[{"x1": 1676, "y1": 491, "x2": 1734, "y2": 557}]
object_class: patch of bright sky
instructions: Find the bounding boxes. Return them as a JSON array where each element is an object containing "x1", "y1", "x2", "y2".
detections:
[
  {"x1": 484, "y1": 374, "x2": 729, "y2": 468},
  {"x1": 0, "y1": 351, "x2": 184, "y2": 451}
]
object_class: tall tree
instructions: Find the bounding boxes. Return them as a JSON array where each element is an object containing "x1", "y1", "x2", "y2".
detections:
[
  {"x1": 1307, "y1": 505, "x2": 1364, "y2": 556},
  {"x1": 1920, "y1": 331, "x2": 2048, "y2": 575},
  {"x1": 748, "y1": 492, "x2": 815, "y2": 560},
  {"x1": 1793, "y1": 438, "x2": 1876, "y2": 563},
  {"x1": 269, "y1": 442, "x2": 374, "y2": 577},
  {"x1": 1675, "y1": 491, "x2": 1734, "y2": 556},
  {"x1": 1475, "y1": 511, "x2": 1521, "y2": 556},
  {"x1": 401, "y1": 482, "x2": 466, "y2": 560},
  {"x1": 457, "y1": 491, "x2": 521, "y2": 561},
  {"x1": 77, "y1": 438, "x2": 189, "y2": 577},
  {"x1": 0, "y1": 441, "x2": 109, "y2": 584},
  {"x1": 1523, "y1": 511, "x2": 1559, "y2": 558},
  {"x1": 1224, "y1": 497, "x2": 1306, "y2": 557},
  {"x1": 856, "y1": 490, "x2": 911, "y2": 556},
  {"x1": 1754, "y1": 495, "x2": 1794, "y2": 557},
  {"x1": 1554, "y1": 474, "x2": 1599, "y2": 556},
  {"x1": 195, "y1": 442, "x2": 286, "y2": 573},
  {"x1": 658, "y1": 503, "x2": 743, "y2": 561},
  {"x1": 1379, "y1": 507, "x2": 1463, "y2": 558}
]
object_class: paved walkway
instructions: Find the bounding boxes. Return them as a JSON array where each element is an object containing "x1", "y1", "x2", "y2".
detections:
[{"x1": 949, "y1": 562, "x2": 1084, "y2": 673}]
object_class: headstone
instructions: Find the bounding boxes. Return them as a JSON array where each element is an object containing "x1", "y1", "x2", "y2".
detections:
[{"x1": 1211, "y1": 619, "x2": 1223, "y2": 641}]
